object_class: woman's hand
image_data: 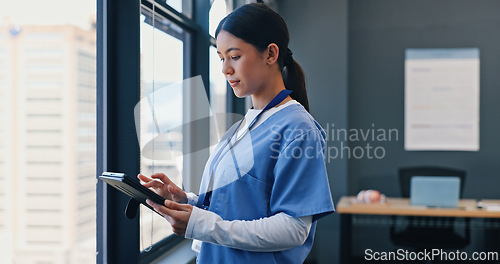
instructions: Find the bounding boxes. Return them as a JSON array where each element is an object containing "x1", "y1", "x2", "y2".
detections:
[
  {"x1": 146, "y1": 199, "x2": 192, "y2": 236},
  {"x1": 138, "y1": 173, "x2": 188, "y2": 204}
]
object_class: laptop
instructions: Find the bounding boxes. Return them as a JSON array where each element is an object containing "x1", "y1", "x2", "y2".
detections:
[{"x1": 410, "y1": 176, "x2": 461, "y2": 208}]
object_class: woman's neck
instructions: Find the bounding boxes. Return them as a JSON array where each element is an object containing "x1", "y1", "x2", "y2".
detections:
[{"x1": 251, "y1": 76, "x2": 287, "y2": 110}]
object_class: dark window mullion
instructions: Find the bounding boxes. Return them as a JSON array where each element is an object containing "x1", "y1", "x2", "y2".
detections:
[{"x1": 97, "y1": 0, "x2": 141, "y2": 263}]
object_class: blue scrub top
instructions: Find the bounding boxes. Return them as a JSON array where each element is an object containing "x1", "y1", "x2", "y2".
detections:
[{"x1": 196, "y1": 103, "x2": 335, "y2": 263}]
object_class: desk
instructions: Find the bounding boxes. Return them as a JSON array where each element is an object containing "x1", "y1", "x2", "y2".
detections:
[{"x1": 337, "y1": 196, "x2": 500, "y2": 263}]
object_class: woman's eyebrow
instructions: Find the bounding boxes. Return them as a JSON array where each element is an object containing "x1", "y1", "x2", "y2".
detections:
[{"x1": 216, "y1": 47, "x2": 241, "y2": 55}]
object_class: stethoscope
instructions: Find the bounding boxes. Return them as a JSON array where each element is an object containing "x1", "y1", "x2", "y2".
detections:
[{"x1": 202, "y1": 89, "x2": 293, "y2": 209}]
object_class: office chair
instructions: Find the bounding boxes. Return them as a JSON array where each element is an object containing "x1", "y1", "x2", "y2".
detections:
[{"x1": 390, "y1": 166, "x2": 470, "y2": 249}]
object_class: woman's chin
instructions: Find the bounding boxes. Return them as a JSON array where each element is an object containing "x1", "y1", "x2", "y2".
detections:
[{"x1": 232, "y1": 88, "x2": 248, "y2": 98}]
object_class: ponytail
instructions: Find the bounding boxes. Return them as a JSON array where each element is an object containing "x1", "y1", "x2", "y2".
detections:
[
  {"x1": 282, "y1": 56, "x2": 309, "y2": 112},
  {"x1": 216, "y1": 3, "x2": 310, "y2": 112}
]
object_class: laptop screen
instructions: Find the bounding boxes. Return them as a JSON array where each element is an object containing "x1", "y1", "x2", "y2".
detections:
[{"x1": 410, "y1": 176, "x2": 461, "y2": 208}]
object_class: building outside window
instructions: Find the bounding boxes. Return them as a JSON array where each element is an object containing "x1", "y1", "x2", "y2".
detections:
[{"x1": 0, "y1": 1, "x2": 97, "y2": 263}]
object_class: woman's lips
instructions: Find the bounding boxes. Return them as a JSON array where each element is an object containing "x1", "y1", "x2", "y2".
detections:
[{"x1": 228, "y1": 80, "x2": 240, "y2": 87}]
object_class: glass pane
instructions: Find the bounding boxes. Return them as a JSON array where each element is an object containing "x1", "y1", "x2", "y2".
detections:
[
  {"x1": 209, "y1": 0, "x2": 229, "y2": 38},
  {"x1": 0, "y1": 1, "x2": 96, "y2": 263},
  {"x1": 209, "y1": 46, "x2": 228, "y2": 151},
  {"x1": 139, "y1": 7, "x2": 184, "y2": 251},
  {"x1": 209, "y1": 0, "x2": 231, "y2": 152},
  {"x1": 166, "y1": 0, "x2": 192, "y2": 19}
]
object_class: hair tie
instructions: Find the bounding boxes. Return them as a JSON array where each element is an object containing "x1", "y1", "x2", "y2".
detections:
[{"x1": 284, "y1": 47, "x2": 293, "y2": 66}]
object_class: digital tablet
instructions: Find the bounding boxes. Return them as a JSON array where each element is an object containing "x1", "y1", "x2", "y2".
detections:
[{"x1": 99, "y1": 172, "x2": 166, "y2": 213}]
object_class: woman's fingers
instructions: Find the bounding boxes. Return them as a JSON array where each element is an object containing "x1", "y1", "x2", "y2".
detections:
[
  {"x1": 163, "y1": 200, "x2": 191, "y2": 236},
  {"x1": 138, "y1": 174, "x2": 164, "y2": 189},
  {"x1": 146, "y1": 200, "x2": 189, "y2": 220},
  {"x1": 168, "y1": 185, "x2": 182, "y2": 195},
  {"x1": 150, "y1": 173, "x2": 185, "y2": 200},
  {"x1": 139, "y1": 173, "x2": 187, "y2": 202},
  {"x1": 137, "y1": 174, "x2": 153, "y2": 183},
  {"x1": 138, "y1": 173, "x2": 166, "y2": 190},
  {"x1": 138, "y1": 174, "x2": 170, "y2": 199},
  {"x1": 146, "y1": 199, "x2": 191, "y2": 236},
  {"x1": 164, "y1": 200, "x2": 190, "y2": 212},
  {"x1": 146, "y1": 199, "x2": 176, "y2": 224},
  {"x1": 151, "y1": 173, "x2": 173, "y2": 185},
  {"x1": 142, "y1": 180, "x2": 164, "y2": 189},
  {"x1": 168, "y1": 185, "x2": 187, "y2": 201},
  {"x1": 141, "y1": 174, "x2": 177, "y2": 192}
]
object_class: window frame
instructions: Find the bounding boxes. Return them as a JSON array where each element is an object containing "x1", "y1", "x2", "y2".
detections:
[
  {"x1": 97, "y1": 0, "x2": 142, "y2": 262},
  {"x1": 97, "y1": 0, "x2": 211, "y2": 263}
]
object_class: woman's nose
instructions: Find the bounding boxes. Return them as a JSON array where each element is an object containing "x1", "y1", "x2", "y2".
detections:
[{"x1": 222, "y1": 61, "x2": 234, "y2": 76}]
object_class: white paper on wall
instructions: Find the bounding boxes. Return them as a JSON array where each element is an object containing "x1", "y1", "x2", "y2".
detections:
[{"x1": 405, "y1": 48, "x2": 480, "y2": 151}]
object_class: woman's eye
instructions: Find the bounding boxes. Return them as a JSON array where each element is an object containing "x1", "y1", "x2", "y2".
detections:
[{"x1": 219, "y1": 56, "x2": 239, "y2": 62}]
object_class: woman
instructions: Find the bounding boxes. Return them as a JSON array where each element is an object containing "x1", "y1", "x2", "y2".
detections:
[{"x1": 139, "y1": 3, "x2": 334, "y2": 263}]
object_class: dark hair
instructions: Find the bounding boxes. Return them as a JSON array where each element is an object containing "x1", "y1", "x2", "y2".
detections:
[{"x1": 215, "y1": 3, "x2": 309, "y2": 112}]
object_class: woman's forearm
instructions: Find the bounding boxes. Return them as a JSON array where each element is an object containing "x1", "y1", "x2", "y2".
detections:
[{"x1": 185, "y1": 207, "x2": 312, "y2": 252}]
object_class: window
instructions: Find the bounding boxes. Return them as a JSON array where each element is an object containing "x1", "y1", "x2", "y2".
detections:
[
  {"x1": 139, "y1": 3, "x2": 185, "y2": 251},
  {"x1": 209, "y1": 45, "x2": 229, "y2": 149},
  {"x1": 166, "y1": 0, "x2": 192, "y2": 18},
  {"x1": 0, "y1": 1, "x2": 97, "y2": 263},
  {"x1": 209, "y1": 0, "x2": 231, "y2": 151},
  {"x1": 97, "y1": 1, "x2": 245, "y2": 263},
  {"x1": 97, "y1": 0, "x2": 205, "y2": 262}
]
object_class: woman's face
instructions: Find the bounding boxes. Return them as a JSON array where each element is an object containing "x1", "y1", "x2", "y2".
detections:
[{"x1": 216, "y1": 30, "x2": 271, "y2": 98}]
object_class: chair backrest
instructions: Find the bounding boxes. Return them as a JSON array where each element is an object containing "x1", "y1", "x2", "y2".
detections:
[{"x1": 399, "y1": 166, "x2": 466, "y2": 198}]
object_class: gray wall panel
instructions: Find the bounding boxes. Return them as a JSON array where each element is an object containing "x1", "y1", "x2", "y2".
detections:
[{"x1": 278, "y1": 0, "x2": 349, "y2": 263}]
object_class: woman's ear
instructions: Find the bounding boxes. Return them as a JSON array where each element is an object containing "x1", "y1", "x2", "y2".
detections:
[{"x1": 265, "y1": 43, "x2": 280, "y2": 65}]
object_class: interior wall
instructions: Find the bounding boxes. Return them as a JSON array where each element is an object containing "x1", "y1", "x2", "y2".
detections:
[
  {"x1": 348, "y1": 0, "x2": 500, "y2": 199},
  {"x1": 278, "y1": 0, "x2": 349, "y2": 263}
]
